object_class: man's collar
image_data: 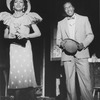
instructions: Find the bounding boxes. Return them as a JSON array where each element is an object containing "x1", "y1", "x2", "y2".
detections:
[{"x1": 67, "y1": 13, "x2": 76, "y2": 20}]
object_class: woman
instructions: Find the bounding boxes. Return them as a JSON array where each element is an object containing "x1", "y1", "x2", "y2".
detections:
[{"x1": 0, "y1": 0, "x2": 42, "y2": 99}]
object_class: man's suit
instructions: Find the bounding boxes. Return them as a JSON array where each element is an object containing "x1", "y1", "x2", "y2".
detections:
[{"x1": 56, "y1": 13, "x2": 94, "y2": 100}]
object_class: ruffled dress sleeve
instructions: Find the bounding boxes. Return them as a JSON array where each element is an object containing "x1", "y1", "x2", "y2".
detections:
[
  {"x1": 0, "y1": 12, "x2": 12, "y2": 25},
  {"x1": 26, "y1": 12, "x2": 42, "y2": 24}
]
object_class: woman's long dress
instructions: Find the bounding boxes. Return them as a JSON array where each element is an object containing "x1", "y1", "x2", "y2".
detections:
[{"x1": 0, "y1": 12, "x2": 42, "y2": 89}]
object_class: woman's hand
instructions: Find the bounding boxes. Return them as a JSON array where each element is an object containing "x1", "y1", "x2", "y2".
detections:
[
  {"x1": 16, "y1": 33, "x2": 29, "y2": 39},
  {"x1": 9, "y1": 33, "x2": 16, "y2": 39},
  {"x1": 21, "y1": 34, "x2": 29, "y2": 39},
  {"x1": 16, "y1": 33, "x2": 21, "y2": 39}
]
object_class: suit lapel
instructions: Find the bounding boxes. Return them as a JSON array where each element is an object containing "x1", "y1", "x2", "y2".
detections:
[
  {"x1": 62, "y1": 18, "x2": 70, "y2": 38},
  {"x1": 75, "y1": 14, "x2": 78, "y2": 33},
  {"x1": 75, "y1": 14, "x2": 80, "y2": 40}
]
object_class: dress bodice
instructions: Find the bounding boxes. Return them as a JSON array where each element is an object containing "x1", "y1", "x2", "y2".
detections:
[{"x1": 0, "y1": 12, "x2": 42, "y2": 35}]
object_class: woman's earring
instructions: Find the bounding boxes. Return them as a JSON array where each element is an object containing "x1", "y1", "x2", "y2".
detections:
[
  {"x1": 23, "y1": 7, "x2": 25, "y2": 12},
  {"x1": 23, "y1": 8, "x2": 24, "y2": 12}
]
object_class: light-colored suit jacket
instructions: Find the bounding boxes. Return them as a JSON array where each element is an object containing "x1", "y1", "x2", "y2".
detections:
[{"x1": 56, "y1": 13, "x2": 94, "y2": 61}]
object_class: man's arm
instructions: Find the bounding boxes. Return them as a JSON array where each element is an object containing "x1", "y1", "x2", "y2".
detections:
[{"x1": 81, "y1": 17, "x2": 94, "y2": 49}]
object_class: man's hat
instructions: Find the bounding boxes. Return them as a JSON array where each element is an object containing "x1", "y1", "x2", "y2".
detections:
[
  {"x1": 63, "y1": 38, "x2": 79, "y2": 55},
  {"x1": 6, "y1": 0, "x2": 31, "y2": 13}
]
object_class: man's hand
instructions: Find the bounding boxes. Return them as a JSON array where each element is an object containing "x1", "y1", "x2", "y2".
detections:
[
  {"x1": 77, "y1": 43, "x2": 84, "y2": 51},
  {"x1": 60, "y1": 40, "x2": 66, "y2": 49}
]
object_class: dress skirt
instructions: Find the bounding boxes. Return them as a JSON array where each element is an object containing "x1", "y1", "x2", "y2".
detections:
[{"x1": 8, "y1": 40, "x2": 37, "y2": 89}]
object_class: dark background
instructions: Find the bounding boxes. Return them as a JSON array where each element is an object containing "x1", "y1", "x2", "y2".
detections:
[{"x1": 0, "y1": 0, "x2": 99, "y2": 98}]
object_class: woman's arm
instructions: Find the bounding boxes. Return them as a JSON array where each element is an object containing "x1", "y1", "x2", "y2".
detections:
[
  {"x1": 27, "y1": 24, "x2": 41, "y2": 38},
  {"x1": 4, "y1": 27, "x2": 16, "y2": 39},
  {"x1": 4, "y1": 28, "x2": 9, "y2": 38}
]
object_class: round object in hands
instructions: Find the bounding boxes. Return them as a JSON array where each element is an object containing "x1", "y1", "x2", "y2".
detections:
[{"x1": 63, "y1": 38, "x2": 79, "y2": 55}]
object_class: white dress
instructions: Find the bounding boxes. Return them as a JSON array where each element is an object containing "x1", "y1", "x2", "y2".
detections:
[{"x1": 0, "y1": 12, "x2": 42, "y2": 89}]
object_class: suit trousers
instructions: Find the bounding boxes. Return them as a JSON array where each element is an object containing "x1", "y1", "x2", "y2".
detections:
[{"x1": 63, "y1": 57, "x2": 93, "y2": 100}]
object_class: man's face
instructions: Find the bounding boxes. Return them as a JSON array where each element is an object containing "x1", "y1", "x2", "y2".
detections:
[{"x1": 64, "y1": 2, "x2": 75, "y2": 17}]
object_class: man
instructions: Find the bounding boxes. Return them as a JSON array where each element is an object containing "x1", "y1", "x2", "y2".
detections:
[{"x1": 56, "y1": 1, "x2": 94, "y2": 100}]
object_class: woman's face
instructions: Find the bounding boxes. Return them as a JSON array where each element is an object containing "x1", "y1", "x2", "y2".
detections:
[{"x1": 14, "y1": 0, "x2": 24, "y2": 11}]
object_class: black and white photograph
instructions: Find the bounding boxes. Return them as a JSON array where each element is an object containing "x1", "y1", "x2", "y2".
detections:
[{"x1": 0, "y1": 0, "x2": 99, "y2": 100}]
